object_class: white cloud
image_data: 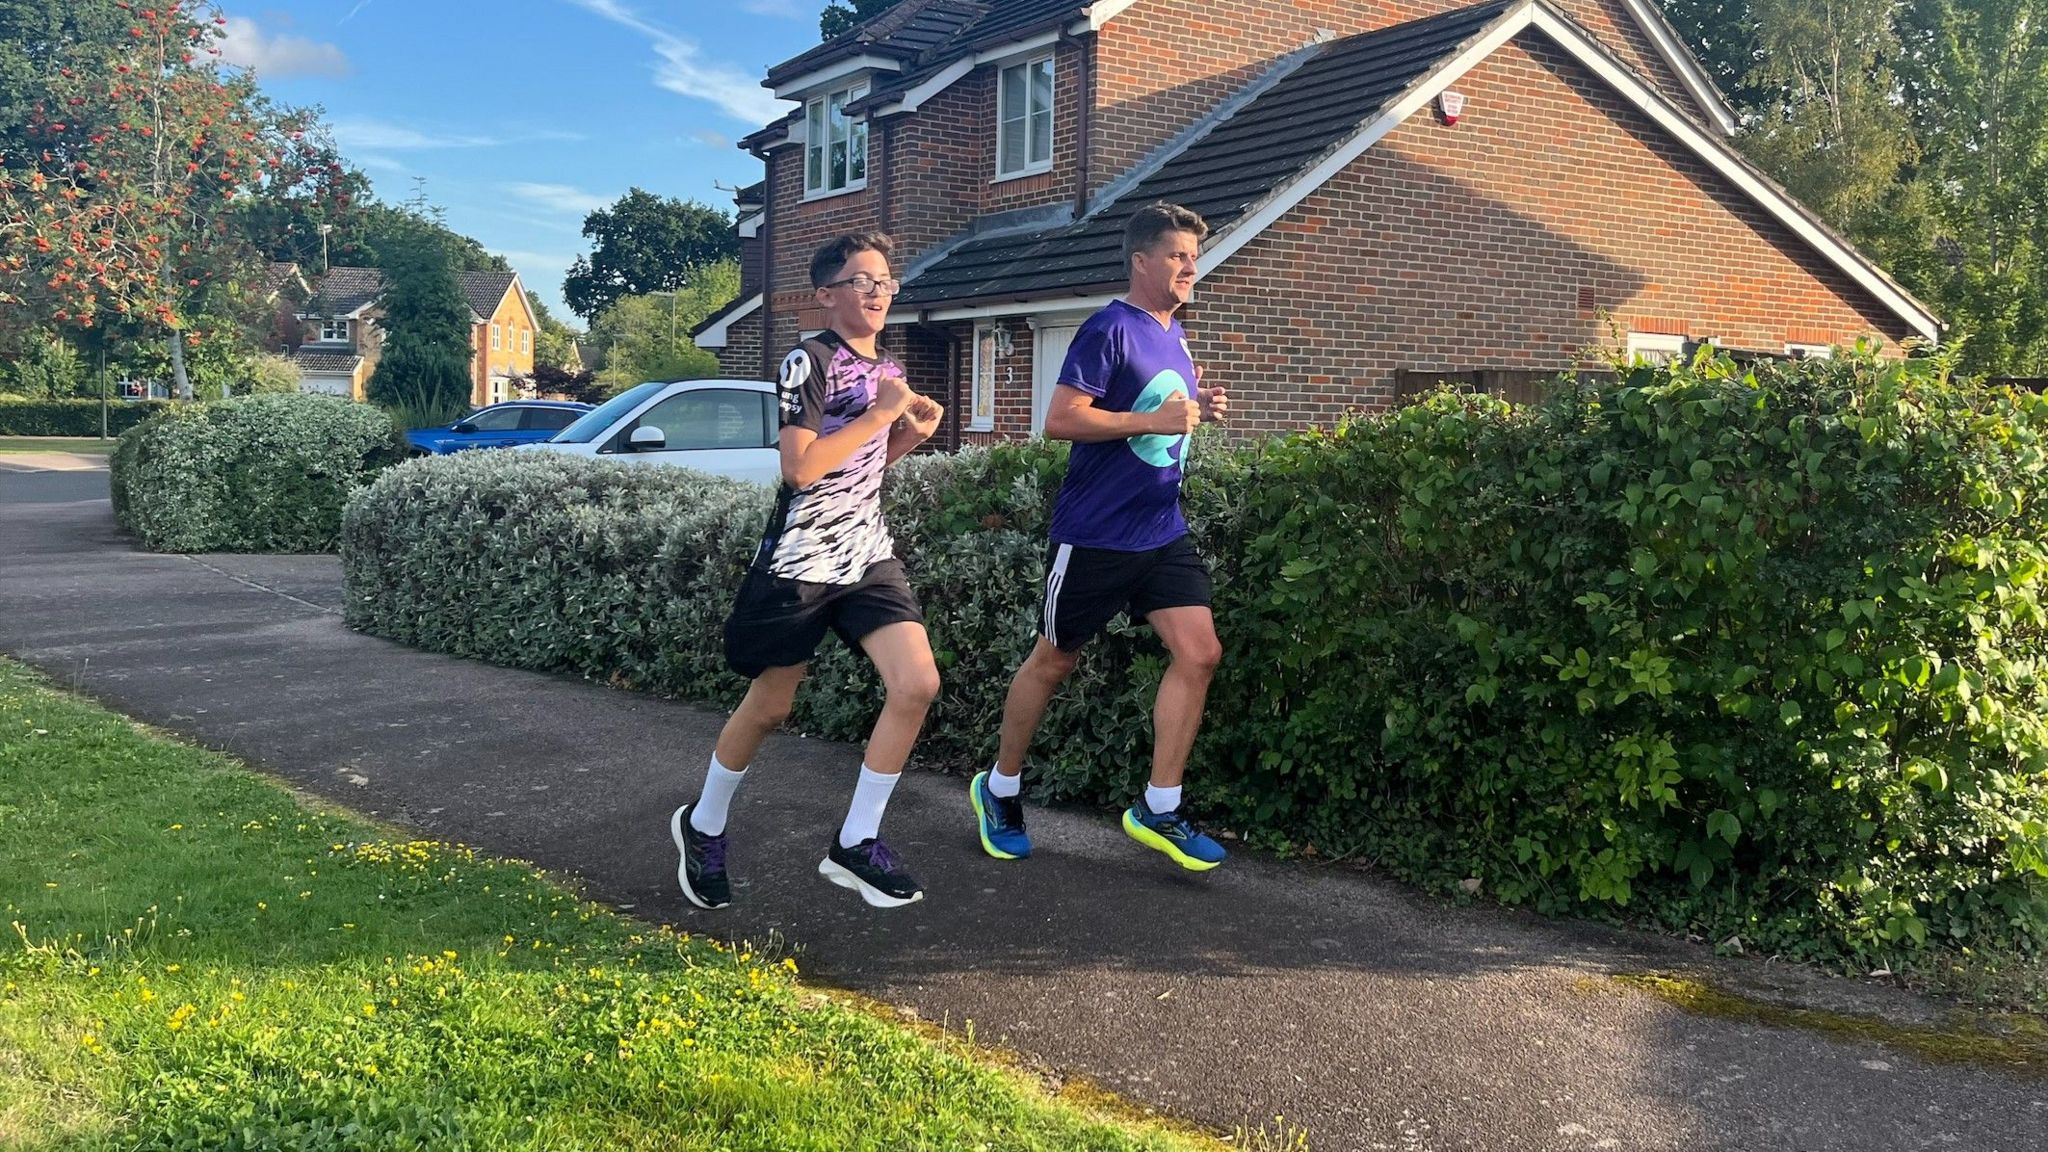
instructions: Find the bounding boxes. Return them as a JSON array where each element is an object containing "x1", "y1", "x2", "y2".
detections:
[
  {"x1": 687, "y1": 129, "x2": 733, "y2": 149},
  {"x1": 740, "y1": 0, "x2": 807, "y2": 16},
  {"x1": 217, "y1": 16, "x2": 350, "y2": 78},
  {"x1": 565, "y1": 0, "x2": 786, "y2": 126},
  {"x1": 508, "y1": 183, "x2": 614, "y2": 216},
  {"x1": 352, "y1": 152, "x2": 407, "y2": 173},
  {"x1": 329, "y1": 118, "x2": 584, "y2": 153}
]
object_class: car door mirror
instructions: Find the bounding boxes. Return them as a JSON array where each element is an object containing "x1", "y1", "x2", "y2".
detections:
[
  {"x1": 450, "y1": 421, "x2": 477, "y2": 434},
  {"x1": 628, "y1": 426, "x2": 666, "y2": 451}
]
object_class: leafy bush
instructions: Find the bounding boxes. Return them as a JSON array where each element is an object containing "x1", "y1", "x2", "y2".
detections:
[
  {"x1": 340, "y1": 351, "x2": 2048, "y2": 965},
  {"x1": 0, "y1": 398, "x2": 169, "y2": 436},
  {"x1": 112, "y1": 393, "x2": 399, "y2": 553}
]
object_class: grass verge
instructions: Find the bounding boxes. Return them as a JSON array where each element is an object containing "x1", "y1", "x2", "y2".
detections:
[
  {"x1": 0, "y1": 437, "x2": 113, "y2": 455},
  {"x1": 0, "y1": 658, "x2": 1218, "y2": 1151}
]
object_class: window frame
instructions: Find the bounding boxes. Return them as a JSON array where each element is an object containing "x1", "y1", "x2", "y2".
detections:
[
  {"x1": 490, "y1": 323, "x2": 502, "y2": 352},
  {"x1": 317, "y1": 318, "x2": 351, "y2": 344},
  {"x1": 1625, "y1": 331, "x2": 1687, "y2": 365},
  {"x1": 1784, "y1": 342, "x2": 1834, "y2": 361},
  {"x1": 995, "y1": 54, "x2": 1056, "y2": 180},
  {"x1": 804, "y1": 81, "x2": 870, "y2": 199},
  {"x1": 969, "y1": 324, "x2": 998, "y2": 432}
]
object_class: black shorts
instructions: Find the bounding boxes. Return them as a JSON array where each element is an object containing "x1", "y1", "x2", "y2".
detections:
[
  {"x1": 1039, "y1": 536, "x2": 1213, "y2": 652},
  {"x1": 723, "y1": 559, "x2": 925, "y2": 679}
]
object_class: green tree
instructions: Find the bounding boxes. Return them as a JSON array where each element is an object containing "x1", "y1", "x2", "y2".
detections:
[
  {"x1": 0, "y1": 0, "x2": 128, "y2": 159},
  {"x1": 527, "y1": 290, "x2": 581, "y2": 369},
  {"x1": 1655, "y1": 0, "x2": 1768, "y2": 106},
  {"x1": 1897, "y1": 0, "x2": 2048, "y2": 373},
  {"x1": 1740, "y1": 0, "x2": 1915, "y2": 230},
  {"x1": 587, "y1": 260, "x2": 739, "y2": 392},
  {"x1": 0, "y1": 1, "x2": 334, "y2": 400},
  {"x1": 366, "y1": 228, "x2": 473, "y2": 426},
  {"x1": 819, "y1": 0, "x2": 905, "y2": 39},
  {"x1": 562, "y1": 188, "x2": 736, "y2": 321}
]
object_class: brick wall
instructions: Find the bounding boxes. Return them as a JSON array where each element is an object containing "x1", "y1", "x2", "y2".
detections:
[
  {"x1": 713, "y1": 310, "x2": 765, "y2": 380},
  {"x1": 1169, "y1": 33, "x2": 1909, "y2": 435},
  {"x1": 1092, "y1": 0, "x2": 1707, "y2": 197}
]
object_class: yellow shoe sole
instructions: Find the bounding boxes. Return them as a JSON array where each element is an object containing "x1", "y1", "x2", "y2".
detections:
[
  {"x1": 1121, "y1": 809, "x2": 1222, "y2": 872},
  {"x1": 970, "y1": 773, "x2": 1024, "y2": 861}
]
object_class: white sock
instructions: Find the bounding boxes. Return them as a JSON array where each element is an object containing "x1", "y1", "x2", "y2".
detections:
[
  {"x1": 1145, "y1": 784, "x2": 1182, "y2": 815},
  {"x1": 986, "y1": 763, "x2": 1021, "y2": 798},
  {"x1": 838, "y1": 765, "x2": 900, "y2": 848},
  {"x1": 689, "y1": 754, "x2": 746, "y2": 836}
]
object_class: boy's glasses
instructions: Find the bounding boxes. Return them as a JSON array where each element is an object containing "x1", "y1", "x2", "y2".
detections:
[{"x1": 824, "y1": 275, "x2": 902, "y2": 297}]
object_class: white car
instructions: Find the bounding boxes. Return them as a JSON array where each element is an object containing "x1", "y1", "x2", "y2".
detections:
[{"x1": 520, "y1": 378, "x2": 782, "y2": 485}]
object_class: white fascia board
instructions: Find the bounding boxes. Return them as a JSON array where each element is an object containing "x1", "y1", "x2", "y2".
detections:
[
  {"x1": 695, "y1": 294, "x2": 763, "y2": 350},
  {"x1": 893, "y1": 293, "x2": 1119, "y2": 325},
  {"x1": 875, "y1": 29, "x2": 1066, "y2": 115},
  {"x1": 1617, "y1": 0, "x2": 1738, "y2": 135},
  {"x1": 773, "y1": 55, "x2": 902, "y2": 102}
]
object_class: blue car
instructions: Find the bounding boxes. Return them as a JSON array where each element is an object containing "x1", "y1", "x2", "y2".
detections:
[{"x1": 404, "y1": 401, "x2": 594, "y2": 455}]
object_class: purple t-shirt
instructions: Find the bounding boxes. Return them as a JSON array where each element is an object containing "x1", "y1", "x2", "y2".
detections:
[{"x1": 1048, "y1": 299, "x2": 1197, "y2": 552}]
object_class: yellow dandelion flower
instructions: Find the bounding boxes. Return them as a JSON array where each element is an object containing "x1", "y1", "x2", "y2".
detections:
[{"x1": 362, "y1": 1003, "x2": 377, "y2": 1017}]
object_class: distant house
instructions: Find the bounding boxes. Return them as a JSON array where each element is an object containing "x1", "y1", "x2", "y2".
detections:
[
  {"x1": 277, "y1": 265, "x2": 539, "y2": 406},
  {"x1": 696, "y1": 0, "x2": 1940, "y2": 444}
]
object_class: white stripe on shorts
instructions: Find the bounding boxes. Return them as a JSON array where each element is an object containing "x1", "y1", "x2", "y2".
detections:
[{"x1": 1043, "y1": 543, "x2": 1074, "y2": 649}]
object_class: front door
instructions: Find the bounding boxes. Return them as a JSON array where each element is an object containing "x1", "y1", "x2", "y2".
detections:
[{"x1": 1032, "y1": 324, "x2": 1078, "y2": 436}]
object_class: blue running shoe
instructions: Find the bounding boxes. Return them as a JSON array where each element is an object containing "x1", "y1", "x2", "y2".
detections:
[
  {"x1": 970, "y1": 770, "x2": 1032, "y2": 860},
  {"x1": 1122, "y1": 798, "x2": 1226, "y2": 871}
]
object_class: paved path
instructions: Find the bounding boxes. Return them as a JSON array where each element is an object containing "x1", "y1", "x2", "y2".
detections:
[{"x1": 0, "y1": 486, "x2": 2036, "y2": 1152}]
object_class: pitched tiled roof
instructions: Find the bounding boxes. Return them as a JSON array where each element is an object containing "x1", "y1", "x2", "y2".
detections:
[
  {"x1": 306, "y1": 266, "x2": 384, "y2": 316},
  {"x1": 766, "y1": 0, "x2": 985, "y2": 86},
  {"x1": 457, "y1": 271, "x2": 520, "y2": 322},
  {"x1": 289, "y1": 349, "x2": 362, "y2": 374},
  {"x1": 895, "y1": 2, "x2": 1513, "y2": 307},
  {"x1": 262, "y1": 261, "x2": 306, "y2": 298}
]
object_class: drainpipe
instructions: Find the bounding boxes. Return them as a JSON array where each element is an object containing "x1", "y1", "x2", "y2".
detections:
[
  {"x1": 759, "y1": 149, "x2": 776, "y2": 382},
  {"x1": 1062, "y1": 28, "x2": 1094, "y2": 218},
  {"x1": 877, "y1": 118, "x2": 892, "y2": 236}
]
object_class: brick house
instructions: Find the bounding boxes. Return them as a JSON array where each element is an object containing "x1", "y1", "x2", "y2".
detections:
[
  {"x1": 693, "y1": 0, "x2": 1940, "y2": 442},
  {"x1": 281, "y1": 265, "x2": 539, "y2": 406}
]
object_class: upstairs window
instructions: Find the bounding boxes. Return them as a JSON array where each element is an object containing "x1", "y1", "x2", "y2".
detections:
[
  {"x1": 806, "y1": 82, "x2": 869, "y2": 196},
  {"x1": 998, "y1": 55, "x2": 1055, "y2": 178}
]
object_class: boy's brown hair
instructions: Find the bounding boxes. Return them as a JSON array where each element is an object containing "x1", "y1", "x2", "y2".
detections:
[{"x1": 810, "y1": 232, "x2": 896, "y2": 288}]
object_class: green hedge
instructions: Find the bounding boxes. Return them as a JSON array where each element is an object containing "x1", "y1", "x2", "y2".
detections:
[
  {"x1": 340, "y1": 352, "x2": 2048, "y2": 965},
  {"x1": 111, "y1": 393, "x2": 400, "y2": 553},
  {"x1": 0, "y1": 398, "x2": 170, "y2": 437}
]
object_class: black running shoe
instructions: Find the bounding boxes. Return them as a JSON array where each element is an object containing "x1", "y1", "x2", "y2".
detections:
[
  {"x1": 818, "y1": 837, "x2": 924, "y2": 908},
  {"x1": 670, "y1": 803, "x2": 731, "y2": 910}
]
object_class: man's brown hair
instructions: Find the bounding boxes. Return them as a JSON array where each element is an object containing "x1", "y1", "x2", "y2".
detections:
[
  {"x1": 810, "y1": 231, "x2": 895, "y2": 288},
  {"x1": 1122, "y1": 202, "x2": 1209, "y2": 266}
]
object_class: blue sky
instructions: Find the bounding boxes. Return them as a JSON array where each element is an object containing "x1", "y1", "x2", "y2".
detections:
[{"x1": 217, "y1": 0, "x2": 827, "y2": 325}]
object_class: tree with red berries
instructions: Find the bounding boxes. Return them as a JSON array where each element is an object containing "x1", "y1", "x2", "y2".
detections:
[{"x1": 0, "y1": 1, "x2": 341, "y2": 399}]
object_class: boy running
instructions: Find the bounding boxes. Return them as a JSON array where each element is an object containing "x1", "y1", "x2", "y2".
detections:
[
  {"x1": 672, "y1": 231, "x2": 945, "y2": 910},
  {"x1": 971, "y1": 202, "x2": 1232, "y2": 871}
]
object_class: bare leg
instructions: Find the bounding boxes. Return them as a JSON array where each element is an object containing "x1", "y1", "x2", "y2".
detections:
[
  {"x1": 1144, "y1": 606, "x2": 1223, "y2": 789},
  {"x1": 995, "y1": 637, "x2": 1081, "y2": 778},
  {"x1": 712, "y1": 664, "x2": 806, "y2": 770},
  {"x1": 856, "y1": 621, "x2": 942, "y2": 775}
]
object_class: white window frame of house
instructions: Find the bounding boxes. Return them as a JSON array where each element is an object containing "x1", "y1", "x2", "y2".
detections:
[
  {"x1": 1625, "y1": 331, "x2": 1687, "y2": 365},
  {"x1": 521, "y1": 328, "x2": 531, "y2": 355},
  {"x1": 489, "y1": 377, "x2": 506, "y2": 405},
  {"x1": 1784, "y1": 342, "x2": 1833, "y2": 361},
  {"x1": 969, "y1": 324, "x2": 999, "y2": 432},
  {"x1": 491, "y1": 323, "x2": 502, "y2": 352},
  {"x1": 804, "y1": 81, "x2": 870, "y2": 199},
  {"x1": 317, "y1": 318, "x2": 351, "y2": 344},
  {"x1": 995, "y1": 54, "x2": 1055, "y2": 181}
]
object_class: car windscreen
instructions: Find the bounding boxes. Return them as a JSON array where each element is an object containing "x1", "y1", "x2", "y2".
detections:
[{"x1": 550, "y1": 382, "x2": 664, "y2": 443}]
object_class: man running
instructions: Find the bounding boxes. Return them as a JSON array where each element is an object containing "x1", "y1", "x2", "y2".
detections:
[
  {"x1": 672, "y1": 231, "x2": 946, "y2": 910},
  {"x1": 971, "y1": 201, "x2": 1230, "y2": 871}
]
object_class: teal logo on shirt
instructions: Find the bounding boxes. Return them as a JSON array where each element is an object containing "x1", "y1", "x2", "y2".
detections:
[{"x1": 1128, "y1": 369, "x2": 1189, "y2": 467}]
